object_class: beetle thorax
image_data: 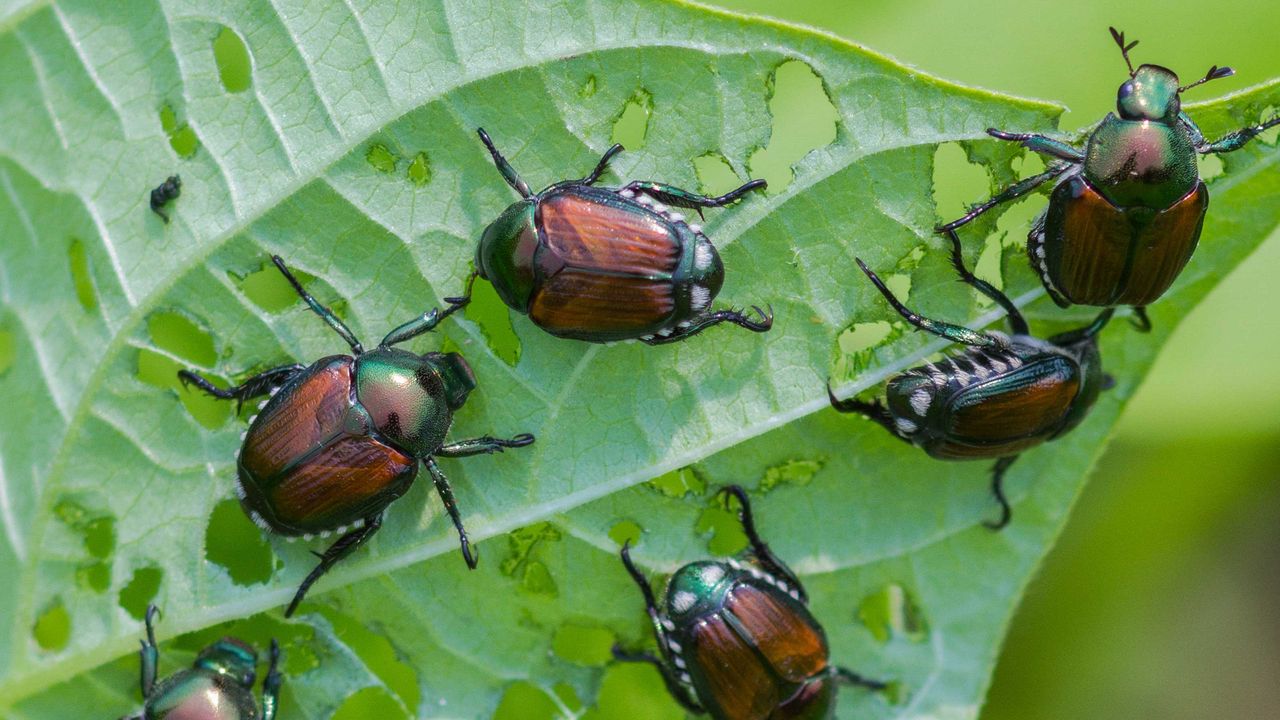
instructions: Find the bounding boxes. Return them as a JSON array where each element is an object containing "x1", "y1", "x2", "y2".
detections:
[
  {"x1": 477, "y1": 199, "x2": 539, "y2": 310},
  {"x1": 355, "y1": 348, "x2": 462, "y2": 457},
  {"x1": 664, "y1": 560, "x2": 736, "y2": 620},
  {"x1": 194, "y1": 638, "x2": 258, "y2": 688},
  {"x1": 146, "y1": 671, "x2": 258, "y2": 720}
]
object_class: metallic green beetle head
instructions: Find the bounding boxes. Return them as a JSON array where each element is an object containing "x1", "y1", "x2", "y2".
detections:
[
  {"x1": 664, "y1": 560, "x2": 735, "y2": 622},
  {"x1": 195, "y1": 638, "x2": 258, "y2": 688},
  {"x1": 355, "y1": 348, "x2": 476, "y2": 456},
  {"x1": 1117, "y1": 65, "x2": 1182, "y2": 122},
  {"x1": 477, "y1": 199, "x2": 539, "y2": 311},
  {"x1": 1109, "y1": 27, "x2": 1235, "y2": 124}
]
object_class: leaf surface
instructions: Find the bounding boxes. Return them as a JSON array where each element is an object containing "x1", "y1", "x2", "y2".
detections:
[{"x1": 0, "y1": 0, "x2": 1276, "y2": 717}]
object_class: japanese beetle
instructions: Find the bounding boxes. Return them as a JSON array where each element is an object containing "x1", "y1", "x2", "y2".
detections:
[
  {"x1": 829, "y1": 230, "x2": 1114, "y2": 529},
  {"x1": 469, "y1": 128, "x2": 773, "y2": 344},
  {"x1": 614, "y1": 485, "x2": 886, "y2": 719},
  {"x1": 150, "y1": 175, "x2": 181, "y2": 224},
  {"x1": 940, "y1": 27, "x2": 1280, "y2": 325},
  {"x1": 179, "y1": 256, "x2": 534, "y2": 616},
  {"x1": 120, "y1": 605, "x2": 281, "y2": 720}
]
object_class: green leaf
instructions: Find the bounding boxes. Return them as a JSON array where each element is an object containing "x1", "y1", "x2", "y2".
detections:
[{"x1": 0, "y1": 1, "x2": 1275, "y2": 718}]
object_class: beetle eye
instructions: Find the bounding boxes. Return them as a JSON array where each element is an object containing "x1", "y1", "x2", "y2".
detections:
[{"x1": 1118, "y1": 80, "x2": 1134, "y2": 100}]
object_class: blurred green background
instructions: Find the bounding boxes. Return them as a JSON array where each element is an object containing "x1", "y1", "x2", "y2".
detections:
[{"x1": 703, "y1": 1, "x2": 1280, "y2": 718}]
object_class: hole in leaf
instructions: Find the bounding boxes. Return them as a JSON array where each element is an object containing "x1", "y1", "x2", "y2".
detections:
[
  {"x1": 138, "y1": 311, "x2": 228, "y2": 428},
  {"x1": 332, "y1": 687, "x2": 410, "y2": 720},
  {"x1": 759, "y1": 458, "x2": 824, "y2": 493},
  {"x1": 205, "y1": 498, "x2": 274, "y2": 586},
  {"x1": 467, "y1": 278, "x2": 521, "y2": 366},
  {"x1": 366, "y1": 143, "x2": 398, "y2": 174},
  {"x1": 317, "y1": 607, "x2": 420, "y2": 712},
  {"x1": 149, "y1": 311, "x2": 217, "y2": 365},
  {"x1": 579, "y1": 74, "x2": 597, "y2": 98},
  {"x1": 170, "y1": 126, "x2": 199, "y2": 158},
  {"x1": 973, "y1": 233, "x2": 1005, "y2": 306},
  {"x1": 551, "y1": 623, "x2": 615, "y2": 666},
  {"x1": 839, "y1": 321, "x2": 893, "y2": 355},
  {"x1": 833, "y1": 320, "x2": 900, "y2": 382},
  {"x1": 53, "y1": 497, "x2": 115, "y2": 593},
  {"x1": 552, "y1": 683, "x2": 583, "y2": 714},
  {"x1": 0, "y1": 326, "x2": 14, "y2": 376},
  {"x1": 233, "y1": 262, "x2": 312, "y2": 313},
  {"x1": 696, "y1": 496, "x2": 747, "y2": 557},
  {"x1": 493, "y1": 682, "x2": 558, "y2": 720},
  {"x1": 213, "y1": 26, "x2": 252, "y2": 93},
  {"x1": 858, "y1": 583, "x2": 929, "y2": 644},
  {"x1": 118, "y1": 566, "x2": 163, "y2": 620},
  {"x1": 33, "y1": 598, "x2": 70, "y2": 651},
  {"x1": 407, "y1": 151, "x2": 432, "y2": 186},
  {"x1": 645, "y1": 466, "x2": 705, "y2": 498},
  {"x1": 67, "y1": 238, "x2": 98, "y2": 312},
  {"x1": 611, "y1": 89, "x2": 653, "y2": 149},
  {"x1": 1200, "y1": 152, "x2": 1224, "y2": 181},
  {"x1": 692, "y1": 152, "x2": 743, "y2": 197},
  {"x1": 136, "y1": 351, "x2": 229, "y2": 428},
  {"x1": 159, "y1": 105, "x2": 199, "y2": 158},
  {"x1": 884, "y1": 272, "x2": 912, "y2": 301},
  {"x1": 580, "y1": 662, "x2": 684, "y2": 720},
  {"x1": 607, "y1": 519, "x2": 642, "y2": 547},
  {"x1": 748, "y1": 60, "x2": 838, "y2": 193},
  {"x1": 932, "y1": 142, "x2": 991, "y2": 226},
  {"x1": 1258, "y1": 106, "x2": 1279, "y2": 145},
  {"x1": 500, "y1": 522, "x2": 561, "y2": 597}
]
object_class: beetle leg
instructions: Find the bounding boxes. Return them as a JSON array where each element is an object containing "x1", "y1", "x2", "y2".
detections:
[
  {"x1": 985, "y1": 455, "x2": 1020, "y2": 530},
  {"x1": 1129, "y1": 306, "x2": 1152, "y2": 333},
  {"x1": 177, "y1": 364, "x2": 306, "y2": 412},
  {"x1": 286, "y1": 514, "x2": 383, "y2": 617},
  {"x1": 942, "y1": 228, "x2": 1029, "y2": 335},
  {"x1": 260, "y1": 639, "x2": 282, "y2": 720},
  {"x1": 826, "y1": 388, "x2": 908, "y2": 442},
  {"x1": 476, "y1": 128, "x2": 533, "y2": 198},
  {"x1": 379, "y1": 275, "x2": 476, "y2": 347},
  {"x1": 718, "y1": 485, "x2": 808, "y2": 604},
  {"x1": 138, "y1": 604, "x2": 160, "y2": 698},
  {"x1": 621, "y1": 179, "x2": 766, "y2": 218},
  {"x1": 831, "y1": 666, "x2": 889, "y2": 691},
  {"x1": 1194, "y1": 115, "x2": 1280, "y2": 154},
  {"x1": 615, "y1": 542, "x2": 706, "y2": 714},
  {"x1": 936, "y1": 162, "x2": 1072, "y2": 233},
  {"x1": 986, "y1": 129, "x2": 1084, "y2": 163},
  {"x1": 610, "y1": 646, "x2": 706, "y2": 714},
  {"x1": 1048, "y1": 308, "x2": 1115, "y2": 346},
  {"x1": 639, "y1": 305, "x2": 773, "y2": 345},
  {"x1": 857, "y1": 259, "x2": 1005, "y2": 350},
  {"x1": 579, "y1": 143, "x2": 625, "y2": 185},
  {"x1": 425, "y1": 458, "x2": 478, "y2": 569},
  {"x1": 271, "y1": 255, "x2": 365, "y2": 354},
  {"x1": 435, "y1": 433, "x2": 535, "y2": 458}
]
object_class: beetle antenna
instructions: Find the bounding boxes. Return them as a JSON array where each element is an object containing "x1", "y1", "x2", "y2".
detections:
[
  {"x1": 1108, "y1": 27, "x2": 1139, "y2": 77},
  {"x1": 476, "y1": 128, "x2": 533, "y2": 198},
  {"x1": 1180, "y1": 65, "x2": 1235, "y2": 93}
]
